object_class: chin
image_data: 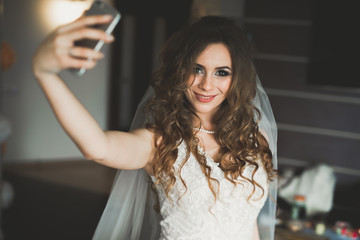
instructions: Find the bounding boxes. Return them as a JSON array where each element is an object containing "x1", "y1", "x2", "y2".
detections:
[{"x1": 192, "y1": 104, "x2": 220, "y2": 116}]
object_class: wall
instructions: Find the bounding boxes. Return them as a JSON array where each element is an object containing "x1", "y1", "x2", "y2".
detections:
[
  {"x1": 2, "y1": 0, "x2": 113, "y2": 163},
  {"x1": 107, "y1": 0, "x2": 192, "y2": 130},
  {"x1": 244, "y1": 0, "x2": 360, "y2": 185},
  {"x1": 190, "y1": 0, "x2": 360, "y2": 185}
]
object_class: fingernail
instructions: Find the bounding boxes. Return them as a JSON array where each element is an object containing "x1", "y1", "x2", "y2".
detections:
[
  {"x1": 106, "y1": 34, "x2": 114, "y2": 41},
  {"x1": 104, "y1": 15, "x2": 113, "y2": 20}
]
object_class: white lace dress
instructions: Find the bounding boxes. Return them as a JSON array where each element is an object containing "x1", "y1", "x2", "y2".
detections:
[{"x1": 150, "y1": 141, "x2": 269, "y2": 240}]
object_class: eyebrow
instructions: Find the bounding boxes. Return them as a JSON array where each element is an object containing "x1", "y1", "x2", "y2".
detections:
[{"x1": 195, "y1": 63, "x2": 232, "y2": 71}]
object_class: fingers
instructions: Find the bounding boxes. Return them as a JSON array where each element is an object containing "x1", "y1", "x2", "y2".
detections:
[
  {"x1": 59, "y1": 52, "x2": 98, "y2": 70},
  {"x1": 67, "y1": 58, "x2": 97, "y2": 70},
  {"x1": 57, "y1": 17, "x2": 114, "y2": 70},
  {"x1": 53, "y1": 45, "x2": 102, "y2": 71},
  {"x1": 58, "y1": 14, "x2": 114, "y2": 33},
  {"x1": 68, "y1": 27, "x2": 114, "y2": 43},
  {"x1": 69, "y1": 47, "x2": 104, "y2": 60},
  {"x1": 34, "y1": 14, "x2": 115, "y2": 75}
]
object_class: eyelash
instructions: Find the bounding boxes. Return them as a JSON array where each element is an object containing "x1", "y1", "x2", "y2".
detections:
[
  {"x1": 195, "y1": 67, "x2": 203, "y2": 74},
  {"x1": 215, "y1": 70, "x2": 230, "y2": 77},
  {"x1": 194, "y1": 67, "x2": 231, "y2": 77}
]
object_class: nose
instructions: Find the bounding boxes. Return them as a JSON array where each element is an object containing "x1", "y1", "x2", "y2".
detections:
[{"x1": 197, "y1": 74, "x2": 213, "y2": 91}]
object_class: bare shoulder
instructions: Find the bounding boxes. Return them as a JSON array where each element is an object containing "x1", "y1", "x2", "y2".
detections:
[
  {"x1": 129, "y1": 128, "x2": 157, "y2": 175},
  {"x1": 106, "y1": 127, "x2": 154, "y2": 144},
  {"x1": 259, "y1": 129, "x2": 269, "y2": 142},
  {"x1": 129, "y1": 128, "x2": 154, "y2": 140},
  {"x1": 258, "y1": 129, "x2": 270, "y2": 147}
]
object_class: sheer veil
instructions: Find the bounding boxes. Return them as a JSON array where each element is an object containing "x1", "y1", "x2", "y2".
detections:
[
  {"x1": 92, "y1": 75, "x2": 278, "y2": 240},
  {"x1": 254, "y1": 76, "x2": 278, "y2": 240}
]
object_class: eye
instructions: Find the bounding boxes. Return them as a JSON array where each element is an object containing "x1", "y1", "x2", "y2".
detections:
[
  {"x1": 194, "y1": 66, "x2": 204, "y2": 75},
  {"x1": 215, "y1": 70, "x2": 231, "y2": 77}
]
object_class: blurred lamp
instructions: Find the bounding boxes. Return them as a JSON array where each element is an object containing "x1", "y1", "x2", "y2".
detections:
[{"x1": 41, "y1": 0, "x2": 92, "y2": 30}]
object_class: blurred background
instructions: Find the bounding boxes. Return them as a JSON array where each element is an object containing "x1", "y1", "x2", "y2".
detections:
[{"x1": 0, "y1": 0, "x2": 359, "y2": 239}]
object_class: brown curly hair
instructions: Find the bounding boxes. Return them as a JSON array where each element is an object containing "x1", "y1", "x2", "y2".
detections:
[{"x1": 145, "y1": 16, "x2": 276, "y2": 202}]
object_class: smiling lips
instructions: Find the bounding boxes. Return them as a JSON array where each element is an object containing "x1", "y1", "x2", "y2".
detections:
[{"x1": 194, "y1": 92, "x2": 217, "y2": 103}]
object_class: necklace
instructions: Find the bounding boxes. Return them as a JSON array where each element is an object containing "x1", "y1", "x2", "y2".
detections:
[{"x1": 193, "y1": 128, "x2": 215, "y2": 134}]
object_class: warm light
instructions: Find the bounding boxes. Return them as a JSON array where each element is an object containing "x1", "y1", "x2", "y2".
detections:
[{"x1": 40, "y1": 0, "x2": 92, "y2": 31}]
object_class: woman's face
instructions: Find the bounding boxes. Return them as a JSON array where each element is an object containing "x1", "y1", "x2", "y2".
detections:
[{"x1": 185, "y1": 43, "x2": 232, "y2": 119}]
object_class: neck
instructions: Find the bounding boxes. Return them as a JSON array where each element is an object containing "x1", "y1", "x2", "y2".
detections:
[
  {"x1": 196, "y1": 111, "x2": 214, "y2": 125},
  {"x1": 193, "y1": 117, "x2": 215, "y2": 134}
]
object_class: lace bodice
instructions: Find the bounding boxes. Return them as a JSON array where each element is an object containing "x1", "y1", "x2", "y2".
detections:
[{"x1": 150, "y1": 141, "x2": 269, "y2": 240}]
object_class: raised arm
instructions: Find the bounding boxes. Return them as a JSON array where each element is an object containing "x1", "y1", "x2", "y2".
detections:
[{"x1": 32, "y1": 15, "x2": 154, "y2": 170}]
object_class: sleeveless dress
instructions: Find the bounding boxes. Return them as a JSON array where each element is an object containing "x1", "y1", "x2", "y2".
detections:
[{"x1": 150, "y1": 141, "x2": 269, "y2": 240}]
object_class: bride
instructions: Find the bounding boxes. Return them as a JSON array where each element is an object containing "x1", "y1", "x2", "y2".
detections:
[{"x1": 33, "y1": 13, "x2": 277, "y2": 240}]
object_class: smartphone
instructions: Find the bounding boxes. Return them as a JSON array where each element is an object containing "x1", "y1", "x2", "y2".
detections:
[{"x1": 70, "y1": 0, "x2": 121, "y2": 76}]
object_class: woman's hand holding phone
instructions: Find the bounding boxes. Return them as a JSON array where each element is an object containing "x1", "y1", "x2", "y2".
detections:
[{"x1": 32, "y1": 15, "x2": 114, "y2": 78}]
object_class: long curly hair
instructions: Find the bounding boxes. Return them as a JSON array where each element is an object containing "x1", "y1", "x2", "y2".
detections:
[{"x1": 146, "y1": 16, "x2": 276, "y2": 202}]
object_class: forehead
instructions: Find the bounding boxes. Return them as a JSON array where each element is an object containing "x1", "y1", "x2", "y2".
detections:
[{"x1": 195, "y1": 43, "x2": 232, "y2": 67}]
